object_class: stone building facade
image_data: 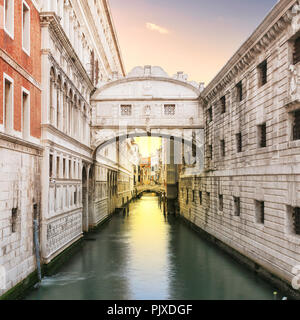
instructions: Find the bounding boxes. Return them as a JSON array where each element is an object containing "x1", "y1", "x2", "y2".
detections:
[
  {"x1": 179, "y1": 0, "x2": 300, "y2": 294},
  {"x1": 38, "y1": 0, "x2": 124, "y2": 263},
  {"x1": 0, "y1": 0, "x2": 42, "y2": 296}
]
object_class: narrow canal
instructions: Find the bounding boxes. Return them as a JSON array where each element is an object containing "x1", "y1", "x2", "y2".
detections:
[{"x1": 25, "y1": 193, "x2": 283, "y2": 300}]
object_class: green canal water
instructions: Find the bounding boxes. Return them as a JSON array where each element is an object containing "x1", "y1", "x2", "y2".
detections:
[{"x1": 25, "y1": 193, "x2": 284, "y2": 300}]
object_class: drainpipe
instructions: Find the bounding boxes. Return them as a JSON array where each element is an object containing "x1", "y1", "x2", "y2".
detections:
[{"x1": 33, "y1": 203, "x2": 42, "y2": 283}]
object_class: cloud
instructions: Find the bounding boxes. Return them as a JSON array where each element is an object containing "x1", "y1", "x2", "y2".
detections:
[{"x1": 146, "y1": 23, "x2": 169, "y2": 34}]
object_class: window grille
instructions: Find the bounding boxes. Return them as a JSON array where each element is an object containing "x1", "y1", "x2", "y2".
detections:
[
  {"x1": 121, "y1": 105, "x2": 132, "y2": 116},
  {"x1": 164, "y1": 105, "x2": 175, "y2": 116}
]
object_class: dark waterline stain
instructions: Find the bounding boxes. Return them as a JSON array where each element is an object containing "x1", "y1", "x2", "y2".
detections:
[{"x1": 25, "y1": 194, "x2": 283, "y2": 300}]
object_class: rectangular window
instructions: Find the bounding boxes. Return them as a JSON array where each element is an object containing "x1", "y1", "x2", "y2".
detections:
[
  {"x1": 11, "y1": 208, "x2": 18, "y2": 233},
  {"x1": 258, "y1": 123, "x2": 267, "y2": 148},
  {"x1": 69, "y1": 160, "x2": 72, "y2": 179},
  {"x1": 255, "y1": 201, "x2": 265, "y2": 224},
  {"x1": 120, "y1": 105, "x2": 132, "y2": 116},
  {"x1": 236, "y1": 81, "x2": 243, "y2": 102},
  {"x1": 236, "y1": 132, "x2": 242, "y2": 153},
  {"x1": 164, "y1": 105, "x2": 175, "y2": 116},
  {"x1": 22, "y1": 1, "x2": 30, "y2": 55},
  {"x1": 220, "y1": 96, "x2": 226, "y2": 114},
  {"x1": 234, "y1": 197, "x2": 241, "y2": 217},
  {"x1": 63, "y1": 158, "x2": 66, "y2": 178},
  {"x1": 208, "y1": 106, "x2": 212, "y2": 123},
  {"x1": 4, "y1": 75, "x2": 14, "y2": 133},
  {"x1": 206, "y1": 192, "x2": 210, "y2": 208},
  {"x1": 293, "y1": 37, "x2": 300, "y2": 65},
  {"x1": 4, "y1": 0, "x2": 14, "y2": 38},
  {"x1": 49, "y1": 155, "x2": 53, "y2": 178},
  {"x1": 208, "y1": 144, "x2": 213, "y2": 160},
  {"x1": 22, "y1": 89, "x2": 30, "y2": 139},
  {"x1": 219, "y1": 194, "x2": 223, "y2": 211},
  {"x1": 56, "y1": 157, "x2": 60, "y2": 178},
  {"x1": 186, "y1": 188, "x2": 189, "y2": 205},
  {"x1": 199, "y1": 191, "x2": 202, "y2": 205},
  {"x1": 192, "y1": 190, "x2": 195, "y2": 202},
  {"x1": 220, "y1": 139, "x2": 225, "y2": 157},
  {"x1": 258, "y1": 60, "x2": 268, "y2": 87},
  {"x1": 292, "y1": 110, "x2": 300, "y2": 141},
  {"x1": 293, "y1": 207, "x2": 300, "y2": 235}
]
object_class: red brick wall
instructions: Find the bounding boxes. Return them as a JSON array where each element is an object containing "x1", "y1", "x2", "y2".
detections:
[{"x1": 0, "y1": 0, "x2": 41, "y2": 138}]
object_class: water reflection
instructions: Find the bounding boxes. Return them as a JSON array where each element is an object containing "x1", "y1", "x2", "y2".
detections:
[{"x1": 25, "y1": 193, "x2": 282, "y2": 300}]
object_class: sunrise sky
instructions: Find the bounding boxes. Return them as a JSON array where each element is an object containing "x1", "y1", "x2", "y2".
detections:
[{"x1": 109, "y1": 0, "x2": 278, "y2": 85}]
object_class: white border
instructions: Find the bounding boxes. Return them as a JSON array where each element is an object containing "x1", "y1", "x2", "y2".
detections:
[
  {"x1": 2, "y1": 72, "x2": 14, "y2": 134},
  {"x1": 3, "y1": 0, "x2": 14, "y2": 40},
  {"x1": 21, "y1": 86, "x2": 30, "y2": 140},
  {"x1": 22, "y1": 0, "x2": 30, "y2": 56}
]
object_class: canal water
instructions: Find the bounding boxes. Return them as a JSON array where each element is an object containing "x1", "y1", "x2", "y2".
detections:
[{"x1": 25, "y1": 193, "x2": 283, "y2": 300}]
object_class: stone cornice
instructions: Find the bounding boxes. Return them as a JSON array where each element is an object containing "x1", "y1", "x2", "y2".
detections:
[
  {"x1": 0, "y1": 49, "x2": 42, "y2": 90},
  {"x1": 0, "y1": 132, "x2": 43, "y2": 155},
  {"x1": 92, "y1": 76, "x2": 201, "y2": 99},
  {"x1": 202, "y1": 0, "x2": 298, "y2": 103},
  {"x1": 41, "y1": 124, "x2": 93, "y2": 154},
  {"x1": 40, "y1": 11, "x2": 94, "y2": 91}
]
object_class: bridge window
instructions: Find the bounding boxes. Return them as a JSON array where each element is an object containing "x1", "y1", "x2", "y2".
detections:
[
  {"x1": 293, "y1": 36, "x2": 300, "y2": 65},
  {"x1": 164, "y1": 105, "x2": 175, "y2": 116},
  {"x1": 258, "y1": 60, "x2": 267, "y2": 87},
  {"x1": 220, "y1": 96, "x2": 226, "y2": 114},
  {"x1": 120, "y1": 105, "x2": 132, "y2": 116}
]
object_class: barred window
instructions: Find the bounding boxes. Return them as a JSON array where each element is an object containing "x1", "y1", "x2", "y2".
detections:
[
  {"x1": 208, "y1": 106, "x2": 213, "y2": 123},
  {"x1": 220, "y1": 139, "x2": 225, "y2": 157},
  {"x1": 236, "y1": 132, "x2": 242, "y2": 153},
  {"x1": 293, "y1": 37, "x2": 300, "y2": 65},
  {"x1": 164, "y1": 105, "x2": 175, "y2": 116},
  {"x1": 219, "y1": 195, "x2": 223, "y2": 211},
  {"x1": 220, "y1": 96, "x2": 226, "y2": 114},
  {"x1": 234, "y1": 197, "x2": 241, "y2": 217},
  {"x1": 258, "y1": 60, "x2": 267, "y2": 87},
  {"x1": 255, "y1": 201, "x2": 265, "y2": 224},
  {"x1": 199, "y1": 191, "x2": 203, "y2": 205},
  {"x1": 258, "y1": 123, "x2": 267, "y2": 148},
  {"x1": 236, "y1": 81, "x2": 243, "y2": 102},
  {"x1": 292, "y1": 110, "x2": 300, "y2": 141},
  {"x1": 121, "y1": 105, "x2": 132, "y2": 116},
  {"x1": 293, "y1": 207, "x2": 300, "y2": 235}
]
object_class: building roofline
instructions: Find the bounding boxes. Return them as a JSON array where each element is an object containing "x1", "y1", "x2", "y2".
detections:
[
  {"x1": 103, "y1": 0, "x2": 126, "y2": 76},
  {"x1": 202, "y1": 0, "x2": 297, "y2": 99}
]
